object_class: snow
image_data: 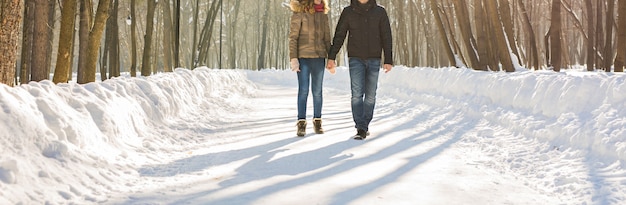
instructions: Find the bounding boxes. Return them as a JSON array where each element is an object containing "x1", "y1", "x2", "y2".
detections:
[{"x1": 1, "y1": 66, "x2": 626, "y2": 204}]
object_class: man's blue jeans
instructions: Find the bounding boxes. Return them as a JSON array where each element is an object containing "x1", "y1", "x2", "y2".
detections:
[
  {"x1": 297, "y1": 58, "x2": 325, "y2": 120},
  {"x1": 349, "y1": 58, "x2": 381, "y2": 132}
]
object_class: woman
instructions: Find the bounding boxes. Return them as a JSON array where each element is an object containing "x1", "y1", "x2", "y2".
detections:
[{"x1": 289, "y1": 0, "x2": 332, "y2": 137}]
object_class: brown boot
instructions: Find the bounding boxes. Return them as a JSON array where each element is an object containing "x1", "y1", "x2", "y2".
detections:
[
  {"x1": 313, "y1": 118, "x2": 324, "y2": 134},
  {"x1": 296, "y1": 120, "x2": 306, "y2": 137}
]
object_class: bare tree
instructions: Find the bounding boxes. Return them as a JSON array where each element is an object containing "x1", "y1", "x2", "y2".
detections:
[
  {"x1": 109, "y1": 0, "x2": 120, "y2": 77},
  {"x1": 229, "y1": 0, "x2": 242, "y2": 69},
  {"x1": 174, "y1": 0, "x2": 181, "y2": 68},
  {"x1": 130, "y1": 0, "x2": 138, "y2": 76},
  {"x1": 485, "y1": 0, "x2": 514, "y2": 72},
  {"x1": 0, "y1": 0, "x2": 24, "y2": 86},
  {"x1": 197, "y1": 0, "x2": 224, "y2": 67},
  {"x1": 604, "y1": 0, "x2": 616, "y2": 71},
  {"x1": 161, "y1": 0, "x2": 174, "y2": 72},
  {"x1": 585, "y1": 0, "x2": 596, "y2": 71},
  {"x1": 498, "y1": 0, "x2": 521, "y2": 66},
  {"x1": 141, "y1": 0, "x2": 157, "y2": 76},
  {"x1": 53, "y1": 0, "x2": 78, "y2": 83},
  {"x1": 19, "y1": 0, "x2": 35, "y2": 84},
  {"x1": 77, "y1": 0, "x2": 111, "y2": 84},
  {"x1": 257, "y1": 0, "x2": 270, "y2": 70},
  {"x1": 191, "y1": 0, "x2": 201, "y2": 68},
  {"x1": 549, "y1": 0, "x2": 562, "y2": 72},
  {"x1": 452, "y1": 0, "x2": 481, "y2": 70},
  {"x1": 429, "y1": 0, "x2": 456, "y2": 67},
  {"x1": 517, "y1": 0, "x2": 539, "y2": 70},
  {"x1": 614, "y1": 0, "x2": 626, "y2": 72},
  {"x1": 31, "y1": 0, "x2": 56, "y2": 82},
  {"x1": 77, "y1": 0, "x2": 91, "y2": 83}
]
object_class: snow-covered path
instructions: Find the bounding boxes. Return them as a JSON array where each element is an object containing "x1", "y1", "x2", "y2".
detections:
[
  {"x1": 3, "y1": 68, "x2": 626, "y2": 204},
  {"x1": 111, "y1": 76, "x2": 563, "y2": 204}
]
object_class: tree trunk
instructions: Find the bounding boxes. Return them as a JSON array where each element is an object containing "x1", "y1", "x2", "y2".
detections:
[
  {"x1": 162, "y1": 0, "x2": 174, "y2": 72},
  {"x1": 604, "y1": 0, "x2": 616, "y2": 71},
  {"x1": 614, "y1": 0, "x2": 626, "y2": 72},
  {"x1": 517, "y1": 0, "x2": 539, "y2": 70},
  {"x1": 141, "y1": 0, "x2": 157, "y2": 76},
  {"x1": 100, "y1": 0, "x2": 119, "y2": 80},
  {"x1": 53, "y1": 0, "x2": 78, "y2": 83},
  {"x1": 549, "y1": 0, "x2": 562, "y2": 72},
  {"x1": 229, "y1": 0, "x2": 242, "y2": 69},
  {"x1": 78, "y1": 0, "x2": 111, "y2": 84},
  {"x1": 585, "y1": 0, "x2": 596, "y2": 71},
  {"x1": 485, "y1": 0, "x2": 515, "y2": 72},
  {"x1": 257, "y1": 0, "x2": 271, "y2": 70},
  {"x1": 498, "y1": 0, "x2": 521, "y2": 66},
  {"x1": 429, "y1": 0, "x2": 456, "y2": 67},
  {"x1": 31, "y1": 0, "x2": 55, "y2": 82},
  {"x1": 109, "y1": 0, "x2": 120, "y2": 77},
  {"x1": 0, "y1": 0, "x2": 24, "y2": 86},
  {"x1": 440, "y1": 1, "x2": 466, "y2": 67},
  {"x1": 174, "y1": 0, "x2": 181, "y2": 68},
  {"x1": 596, "y1": 0, "x2": 605, "y2": 70},
  {"x1": 452, "y1": 0, "x2": 481, "y2": 70},
  {"x1": 197, "y1": 0, "x2": 223, "y2": 67},
  {"x1": 20, "y1": 0, "x2": 35, "y2": 84},
  {"x1": 130, "y1": 0, "x2": 137, "y2": 76},
  {"x1": 77, "y1": 0, "x2": 92, "y2": 83},
  {"x1": 474, "y1": 0, "x2": 490, "y2": 71},
  {"x1": 191, "y1": 0, "x2": 200, "y2": 68}
]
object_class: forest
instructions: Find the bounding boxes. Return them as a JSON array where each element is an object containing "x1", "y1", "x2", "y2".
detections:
[{"x1": 1, "y1": 0, "x2": 626, "y2": 87}]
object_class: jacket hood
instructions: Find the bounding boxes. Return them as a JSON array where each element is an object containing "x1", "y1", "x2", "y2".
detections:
[
  {"x1": 290, "y1": 0, "x2": 329, "y2": 14},
  {"x1": 351, "y1": 0, "x2": 377, "y2": 6}
]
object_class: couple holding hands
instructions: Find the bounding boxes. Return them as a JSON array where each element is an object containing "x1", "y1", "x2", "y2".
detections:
[{"x1": 289, "y1": 0, "x2": 393, "y2": 140}]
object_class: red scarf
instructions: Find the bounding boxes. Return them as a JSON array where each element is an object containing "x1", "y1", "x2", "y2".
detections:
[{"x1": 314, "y1": 3, "x2": 324, "y2": 12}]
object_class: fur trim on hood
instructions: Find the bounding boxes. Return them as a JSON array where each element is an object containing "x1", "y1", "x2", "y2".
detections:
[{"x1": 290, "y1": 0, "x2": 329, "y2": 14}]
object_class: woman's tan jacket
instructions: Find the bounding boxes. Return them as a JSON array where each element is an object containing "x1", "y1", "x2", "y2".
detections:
[{"x1": 289, "y1": 0, "x2": 331, "y2": 59}]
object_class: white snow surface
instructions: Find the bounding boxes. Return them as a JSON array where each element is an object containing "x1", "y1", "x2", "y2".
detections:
[{"x1": 1, "y1": 67, "x2": 626, "y2": 204}]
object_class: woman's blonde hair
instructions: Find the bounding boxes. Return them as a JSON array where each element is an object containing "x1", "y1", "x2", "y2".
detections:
[{"x1": 295, "y1": 0, "x2": 329, "y2": 14}]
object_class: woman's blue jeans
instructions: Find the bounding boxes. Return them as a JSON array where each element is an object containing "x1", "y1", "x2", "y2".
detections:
[
  {"x1": 297, "y1": 58, "x2": 325, "y2": 120},
  {"x1": 348, "y1": 58, "x2": 381, "y2": 132}
]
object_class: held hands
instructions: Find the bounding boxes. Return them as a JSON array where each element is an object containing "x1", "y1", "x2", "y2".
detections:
[
  {"x1": 326, "y1": 60, "x2": 336, "y2": 74},
  {"x1": 326, "y1": 60, "x2": 392, "y2": 74},
  {"x1": 290, "y1": 58, "x2": 300, "y2": 72},
  {"x1": 383, "y1": 64, "x2": 392, "y2": 73}
]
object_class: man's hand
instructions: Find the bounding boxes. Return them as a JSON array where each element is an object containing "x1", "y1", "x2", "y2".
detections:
[
  {"x1": 326, "y1": 59, "x2": 336, "y2": 70},
  {"x1": 326, "y1": 59, "x2": 336, "y2": 74},
  {"x1": 290, "y1": 58, "x2": 300, "y2": 72},
  {"x1": 383, "y1": 64, "x2": 392, "y2": 73}
]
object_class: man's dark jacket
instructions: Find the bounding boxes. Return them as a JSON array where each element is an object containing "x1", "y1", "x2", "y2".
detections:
[{"x1": 328, "y1": 0, "x2": 393, "y2": 65}]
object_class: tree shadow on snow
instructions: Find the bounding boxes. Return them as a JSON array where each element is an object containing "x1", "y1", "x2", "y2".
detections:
[
  {"x1": 125, "y1": 96, "x2": 477, "y2": 205},
  {"x1": 162, "y1": 104, "x2": 476, "y2": 204}
]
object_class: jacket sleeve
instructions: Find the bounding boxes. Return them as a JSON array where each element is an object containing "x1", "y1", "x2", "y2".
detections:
[
  {"x1": 380, "y1": 8, "x2": 393, "y2": 65},
  {"x1": 324, "y1": 14, "x2": 331, "y2": 57},
  {"x1": 328, "y1": 8, "x2": 350, "y2": 61},
  {"x1": 289, "y1": 12, "x2": 302, "y2": 59}
]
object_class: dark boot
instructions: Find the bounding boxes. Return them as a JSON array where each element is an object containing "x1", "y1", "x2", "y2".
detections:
[
  {"x1": 354, "y1": 129, "x2": 368, "y2": 140},
  {"x1": 313, "y1": 118, "x2": 324, "y2": 134},
  {"x1": 296, "y1": 120, "x2": 306, "y2": 137}
]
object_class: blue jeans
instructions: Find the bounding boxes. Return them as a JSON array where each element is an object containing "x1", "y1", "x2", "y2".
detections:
[
  {"x1": 349, "y1": 58, "x2": 381, "y2": 131},
  {"x1": 297, "y1": 58, "x2": 325, "y2": 120}
]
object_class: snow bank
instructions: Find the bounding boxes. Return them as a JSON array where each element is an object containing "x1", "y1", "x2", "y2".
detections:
[
  {"x1": 1, "y1": 66, "x2": 625, "y2": 204},
  {"x1": 0, "y1": 68, "x2": 255, "y2": 203},
  {"x1": 379, "y1": 67, "x2": 626, "y2": 163}
]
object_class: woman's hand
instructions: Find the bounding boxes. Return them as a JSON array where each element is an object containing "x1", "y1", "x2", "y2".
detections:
[{"x1": 291, "y1": 58, "x2": 300, "y2": 72}]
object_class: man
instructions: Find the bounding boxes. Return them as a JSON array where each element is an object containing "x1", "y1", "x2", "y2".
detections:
[{"x1": 326, "y1": 0, "x2": 393, "y2": 140}]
